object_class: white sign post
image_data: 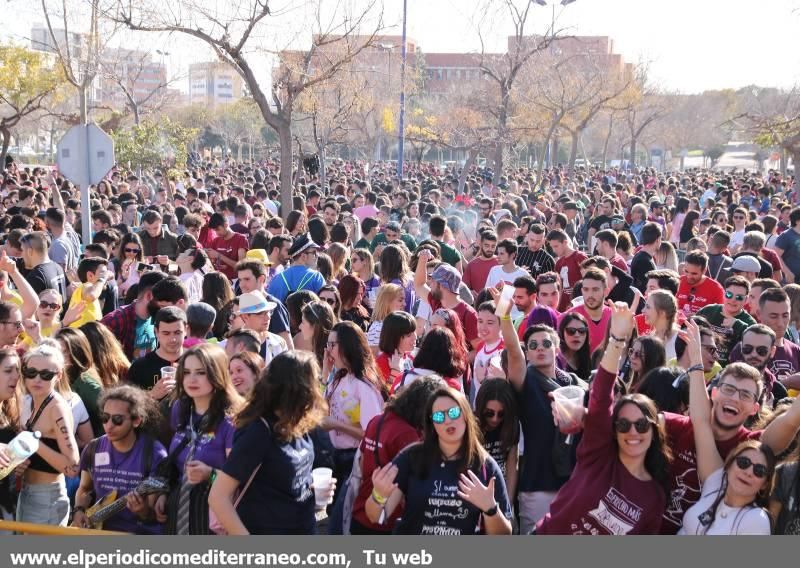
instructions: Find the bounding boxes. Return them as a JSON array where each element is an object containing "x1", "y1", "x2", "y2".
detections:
[{"x1": 56, "y1": 124, "x2": 115, "y2": 248}]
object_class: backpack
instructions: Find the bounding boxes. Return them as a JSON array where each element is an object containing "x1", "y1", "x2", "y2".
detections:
[{"x1": 83, "y1": 435, "x2": 155, "y2": 478}]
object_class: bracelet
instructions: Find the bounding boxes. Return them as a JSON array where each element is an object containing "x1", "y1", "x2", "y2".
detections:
[
  {"x1": 371, "y1": 489, "x2": 387, "y2": 506},
  {"x1": 209, "y1": 468, "x2": 217, "y2": 484},
  {"x1": 687, "y1": 364, "x2": 704, "y2": 374},
  {"x1": 500, "y1": 315, "x2": 512, "y2": 321},
  {"x1": 609, "y1": 334, "x2": 628, "y2": 344}
]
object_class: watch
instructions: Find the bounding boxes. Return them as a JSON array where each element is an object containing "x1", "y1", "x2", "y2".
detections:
[{"x1": 483, "y1": 502, "x2": 499, "y2": 517}]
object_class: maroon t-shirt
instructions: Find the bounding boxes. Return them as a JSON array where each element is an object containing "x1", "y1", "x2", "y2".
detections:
[
  {"x1": 463, "y1": 257, "x2": 498, "y2": 293},
  {"x1": 209, "y1": 231, "x2": 249, "y2": 279},
  {"x1": 352, "y1": 411, "x2": 421, "y2": 532},
  {"x1": 677, "y1": 276, "x2": 724, "y2": 316},
  {"x1": 536, "y1": 366, "x2": 667, "y2": 535},
  {"x1": 659, "y1": 413, "x2": 761, "y2": 534},
  {"x1": 555, "y1": 250, "x2": 587, "y2": 312},
  {"x1": 610, "y1": 253, "x2": 629, "y2": 274},
  {"x1": 428, "y1": 293, "x2": 479, "y2": 346}
]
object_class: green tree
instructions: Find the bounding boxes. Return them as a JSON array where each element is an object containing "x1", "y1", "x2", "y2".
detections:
[
  {"x1": 111, "y1": 118, "x2": 198, "y2": 171},
  {"x1": 0, "y1": 44, "x2": 65, "y2": 165}
]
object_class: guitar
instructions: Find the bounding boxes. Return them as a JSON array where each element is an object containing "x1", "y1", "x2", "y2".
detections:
[{"x1": 85, "y1": 477, "x2": 168, "y2": 530}]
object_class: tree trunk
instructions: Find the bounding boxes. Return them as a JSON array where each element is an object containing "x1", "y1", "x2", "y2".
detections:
[
  {"x1": 458, "y1": 148, "x2": 478, "y2": 195},
  {"x1": 630, "y1": 137, "x2": 637, "y2": 170},
  {"x1": 602, "y1": 114, "x2": 614, "y2": 168},
  {"x1": 552, "y1": 136, "x2": 560, "y2": 167},
  {"x1": 792, "y1": 151, "x2": 800, "y2": 197},
  {"x1": 568, "y1": 130, "x2": 579, "y2": 173},
  {"x1": 0, "y1": 126, "x2": 10, "y2": 169},
  {"x1": 493, "y1": 143, "x2": 503, "y2": 182},
  {"x1": 318, "y1": 143, "x2": 327, "y2": 194},
  {"x1": 538, "y1": 116, "x2": 562, "y2": 182},
  {"x1": 277, "y1": 122, "x2": 294, "y2": 220}
]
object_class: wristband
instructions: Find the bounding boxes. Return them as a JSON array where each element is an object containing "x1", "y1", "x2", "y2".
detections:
[
  {"x1": 209, "y1": 468, "x2": 217, "y2": 484},
  {"x1": 500, "y1": 315, "x2": 512, "y2": 321},
  {"x1": 609, "y1": 334, "x2": 628, "y2": 344},
  {"x1": 687, "y1": 364, "x2": 704, "y2": 374},
  {"x1": 371, "y1": 489, "x2": 387, "y2": 506}
]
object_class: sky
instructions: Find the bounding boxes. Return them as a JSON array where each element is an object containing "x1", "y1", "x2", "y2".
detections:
[{"x1": 4, "y1": 0, "x2": 799, "y2": 95}]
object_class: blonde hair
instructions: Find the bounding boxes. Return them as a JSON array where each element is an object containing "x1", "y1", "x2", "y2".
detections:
[{"x1": 372, "y1": 283, "x2": 403, "y2": 322}]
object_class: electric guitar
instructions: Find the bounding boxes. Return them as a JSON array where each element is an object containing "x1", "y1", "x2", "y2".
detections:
[{"x1": 85, "y1": 477, "x2": 168, "y2": 530}]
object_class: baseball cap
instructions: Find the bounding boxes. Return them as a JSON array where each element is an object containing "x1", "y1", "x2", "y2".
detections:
[
  {"x1": 186, "y1": 302, "x2": 217, "y2": 329},
  {"x1": 731, "y1": 255, "x2": 761, "y2": 274},
  {"x1": 238, "y1": 291, "x2": 277, "y2": 314}
]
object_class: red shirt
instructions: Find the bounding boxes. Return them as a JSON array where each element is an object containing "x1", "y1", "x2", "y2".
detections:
[
  {"x1": 536, "y1": 366, "x2": 667, "y2": 535},
  {"x1": 610, "y1": 253, "x2": 629, "y2": 274},
  {"x1": 209, "y1": 231, "x2": 249, "y2": 279},
  {"x1": 352, "y1": 411, "x2": 421, "y2": 533},
  {"x1": 561, "y1": 305, "x2": 611, "y2": 354},
  {"x1": 463, "y1": 256, "x2": 498, "y2": 293},
  {"x1": 555, "y1": 250, "x2": 587, "y2": 312},
  {"x1": 428, "y1": 293, "x2": 478, "y2": 346},
  {"x1": 761, "y1": 247, "x2": 782, "y2": 274},
  {"x1": 677, "y1": 276, "x2": 724, "y2": 316},
  {"x1": 659, "y1": 413, "x2": 761, "y2": 534}
]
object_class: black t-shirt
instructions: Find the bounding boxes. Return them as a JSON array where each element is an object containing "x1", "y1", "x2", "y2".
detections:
[
  {"x1": 630, "y1": 250, "x2": 656, "y2": 293},
  {"x1": 222, "y1": 418, "x2": 316, "y2": 535},
  {"x1": 128, "y1": 351, "x2": 173, "y2": 390},
  {"x1": 589, "y1": 215, "x2": 612, "y2": 232},
  {"x1": 25, "y1": 261, "x2": 67, "y2": 301},
  {"x1": 732, "y1": 252, "x2": 773, "y2": 279},
  {"x1": 392, "y1": 445, "x2": 512, "y2": 535},
  {"x1": 0, "y1": 428, "x2": 15, "y2": 511}
]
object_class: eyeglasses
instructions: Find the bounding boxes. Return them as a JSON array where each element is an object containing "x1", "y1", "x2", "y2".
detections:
[
  {"x1": 628, "y1": 348, "x2": 642, "y2": 359},
  {"x1": 100, "y1": 413, "x2": 128, "y2": 426},
  {"x1": 734, "y1": 455, "x2": 768, "y2": 479},
  {"x1": 321, "y1": 297, "x2": 337, "y2": 306},
  {"x1": 702, "y1": 344, "x2": 718, "y2": 356},
  {"x1": 326, "y1": 340, "x2": 338, "y2": 349},
  {"x1": 614, "y1": 417, "x2": 654, "y2": 434},
  {"x1": 124, "y1": 247, "x2": 141, "y2": 254},
  {"x1": 725, "y1": 290, "x2": 746, "y2": 302},
  {"x1": 717, "y1": 382, "x2": 758, "y2": 403},
  {"x1": 527, "y1": 339, "x2": 553, "y2": 350},
  {"x1": 1, "y1": 321, "x2": 22, "y2": 330},
  {"x1": 38, "y1": 301, "x2": 61, "y2": 310},
  {"x1": 432, "y1": 406, "x2": 462, "y2": 424},
  {"x1": 22, "y1": 366, "x2": 58, "y2": 382},
  {"x1": 483, "y1": 409, "x2": 504, "y2": 420},
  {"x1": 564, "y1": 327, "x2": 587, "y2": 337},
  {"x1": 733, "y1": 216, "x2": 745, "y2": 221},
  {"x1": 741, "y1": 344, "x2": 769, "y2": 357}
]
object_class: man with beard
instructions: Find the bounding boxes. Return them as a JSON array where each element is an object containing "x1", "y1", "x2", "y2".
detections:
[
  {"x1": 414, "y1": 249, "x2": 479, "y2": 349},
  {"x1": 696, "y1": 275, "x2": 756, "y2": 366},
  {"x1": 516, "y1": 224, "x2": 555, "y2": 280},
  {"x1": 101, "y1": 271, "x2": 167, "y2": 361},
  {"x1": 462, "y1": 230, "x2": 498, "y2": 295},
  {"x1": 677, "y1": 251, "x2": 724, "y2": 316},
  {"x1": 723, "y1": 324, "x2": 788, "y2": 408},
  {"x1": 560, "y1": 267, "x2": 611, "y2": 353},
  {"x1": 128, "y1": 307, "x2": 186, "y2": 400},
  {"x1": 547, "y1": 229, "x2": 586, "y2": 312}
]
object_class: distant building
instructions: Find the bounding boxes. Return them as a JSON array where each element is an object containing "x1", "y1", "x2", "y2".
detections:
[
  {"x1": 99, "y1": 48, "x2": 168, "y2": 110},
  {"x1": 30, "y1": 24, "x2": 102, "y2": 105},
  {"x1": 189, "y1": 61, "x2": 244, "y2": 107}
]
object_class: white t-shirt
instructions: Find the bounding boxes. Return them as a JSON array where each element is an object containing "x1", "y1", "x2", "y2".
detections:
[
  {"x1": 485, "y1": 265, "x2": 529, "y2": 290},
  {"x1": 729, "y1": 229, "x2": 746, "y2": 252},
  {"x1": 366, "y1": 320, "x2": 383, "y2": 347},
  {"x1": 678, "y1": 467, "x2": 772, "y2": 535},
  {"x1": 22, "y1": 392, "x2": 88, "y2": 434}
]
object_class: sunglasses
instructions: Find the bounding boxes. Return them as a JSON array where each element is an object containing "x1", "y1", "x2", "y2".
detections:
[
  {"x1": 1, "y1": 321, "x2": 22, "y2": 330},
  {"x1": 614, "y1": 417, "x2": 653, "y2": 434},
  {"x1": 39, "y1": 301, "x2": 61, "y2": 310},
  {"x1": 432, "y1": 406, "x2": 462, "y2": 425},
  {"x1": 741, "y1": 344, "x2": 769, "y2": 357},
  {"x1": 628, "y1": 348, "x2": 642, "y2": 359},
  {"x1": 725, "y1": 291, "x2": 746, "y2": 302},
  {"x1": 527, "y1": 339, "x2": 553, "y2": 350},
  {"x1": 100, "y1": 413, "x2": 128, "y2": 426},
  {"x1": 22, "y1": 366, "x2": 58, "y2": 381},
  {"x1": 733, "y1": 216, "x2": 745, "y2": 220},
  {"x1": 564, "y1": 327, "x2": 587, "y2": 337},
  {"x1": 483, "y1": 409, "x2": 504, "y2": 420},
  {"x1": 124, "y1": 247, "x2": 141, "y2": 254},
  {"x1": 702, "y1": 344, "x2": 718, "y2": 356},
  {"x1": 734, "y1": 455, "x2": 768, "y2": 478},
  {"x1": 321, "y1": 297, "x2": 337, "y2": 306}
]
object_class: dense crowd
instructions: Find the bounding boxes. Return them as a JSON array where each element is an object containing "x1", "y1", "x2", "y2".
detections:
[{"x1": 0, "y1": 155, "x2": 799, "y2": 535}]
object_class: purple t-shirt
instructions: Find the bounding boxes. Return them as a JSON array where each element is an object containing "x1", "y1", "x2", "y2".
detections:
[
  {"x1": 80, "y1": 435, "x2": 167, "y2": 534},
  {"x1": 169, "y1": 401, "x2": 236, "y2": 475},
  {"x1": 729, "y1": 338, "x2": 800, "y2": 382}
]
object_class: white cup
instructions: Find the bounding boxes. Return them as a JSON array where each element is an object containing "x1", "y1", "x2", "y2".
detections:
[
  {"x1": 495, "y1": 284, "x2": 515, "y2": 315},
  {"x1": 551, "y1": 385, "x2": 585, "y2": 437},
  {"x1": 161, "y1": 366, "x2": 177, "y2": 381},
  {"x1": 311, "y1": 467, "x2": 333, "y2": 507}
]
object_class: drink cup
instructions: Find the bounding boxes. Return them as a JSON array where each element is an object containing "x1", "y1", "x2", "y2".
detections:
[
  {"x1": 495, "y1": 284, "x2": 515, "y2": 315},
  {"x1": 311, "y1": 467, "x2": 333, "y2": 508},
  {"x1": 161, "y1": 366, "x2": 177, "y2": 381},
  {"x1": 551, "y1": 385, "x2": 585, "y2": 441}
]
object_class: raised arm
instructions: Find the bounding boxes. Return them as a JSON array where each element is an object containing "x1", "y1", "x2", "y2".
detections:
[
  {"x1": 761, "y1": 395, "x2": 800, "y2": 455},
  {"x1": 414, "y1": 249, "x2": 433, "y2": 301},
  {"x1": 684, "y1": 319, "x2": 723, "y2": 483},
  {"x1": 0, "y1": 252, "x2": 38, "y2": 318},
  {"x1": 495, "y1": 287, "x2": 525, "y2": 393}
]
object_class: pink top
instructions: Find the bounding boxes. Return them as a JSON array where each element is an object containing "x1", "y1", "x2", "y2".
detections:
[
  {"x1": 354, "y1": 205, "x2": 379, "y2": 222},
  {"x1": 536, "y1": 365, "x2": 667, "y2": 535},
  {"x1": 561, "y1": 305, "x2": 612, "y2": 354}
]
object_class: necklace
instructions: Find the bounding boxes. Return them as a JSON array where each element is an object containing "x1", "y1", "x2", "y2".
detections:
[{"x1": 440, "y1": 450, "x2": 460, "y2": 468}]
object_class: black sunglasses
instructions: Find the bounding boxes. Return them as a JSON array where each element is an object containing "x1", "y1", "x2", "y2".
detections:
[
  {"x1": 564, "y1": 327, "x2": 587, "y2": 337},
  {"x1": 124, "y1": 247, "x2": 141, "y2": 254},
  {"x1": 742, "y1": 344, "x2": 769, "y2": 357},
  {"x1": 38, "y1": 301, "x2": 61, "y2": 310},
  {"x1": 483, "y1": 409, "x2": 505, "y2": 420},
  {"x1": 22, "y1": 366, "x2": 58, "y2": 382},
  {"x1": 734, "y1": 455, "x2": 768, "y2": 479},
  {"x1": 527, "y1": 339, "x2": 553, "y2": 350},
  {"x1": 614, "y1": 417, "x2": 653, "y2": 434},
  {"x1": 725, "y1": 290, "x2": 746, "y2": 302},
  {"x1": 100, "y1": 413, "x2": 128, "y2": 426}
]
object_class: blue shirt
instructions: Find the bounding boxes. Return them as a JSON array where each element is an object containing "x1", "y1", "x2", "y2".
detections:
[
  {"x1": 266, "y1": 265, "x2": 325, "y2": 303},
  {"x1": 133, "y1": 316, "x2": 156, "y2": 361},
  {"x1": 776, "y1": 228, "x2": 800, "y2": 279}
]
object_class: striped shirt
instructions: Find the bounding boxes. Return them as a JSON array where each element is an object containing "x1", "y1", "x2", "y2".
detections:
[{"x1": 516, "y1": 247, "x2": 555, "y2": 279}]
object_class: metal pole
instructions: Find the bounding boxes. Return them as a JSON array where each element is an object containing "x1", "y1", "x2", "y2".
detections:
[
  {"x1": 80, "y1": 125, "x2": 91, "y2": 249},
  {"x1": 397, "y1": 0, "x2": 408, "y2": 179}
]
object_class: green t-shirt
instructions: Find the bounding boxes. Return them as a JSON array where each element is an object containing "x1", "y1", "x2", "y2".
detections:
[
  {"x1": 435, "y1": 240, "x2": 462, "y2": 268},
  {"x1": 354, "y1": 237, "x2": 372, "y2": 251},
  {"x1": 72, "y1": 372, "x2": 103, "y2": 436},
  {"x1": 696, "y1": 304, "x2": 755, "y2": 365},
  {"x1": 370, "y1": 232, "x2": 418, "y2": 253}
]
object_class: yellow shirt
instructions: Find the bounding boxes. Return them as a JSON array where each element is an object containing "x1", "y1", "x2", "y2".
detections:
[
  {"x1": 68, "y1": 283, "x2": 102, "y2": 328},
  {"x1": 667, "y1": 358, "x2": 722, "y2": 383},
  {"x1": 4, "y1": 290, "x2": 23, "y2": 307},
  {"x1": 20, "y1": 324, "x2": 57, "y2": 347}
]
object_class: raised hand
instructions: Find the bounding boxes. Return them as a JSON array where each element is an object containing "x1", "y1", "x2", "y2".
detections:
[
  {"x1": 371, "y1": 463, "x2": 399, "y2": 501},
  {"x1": 607, "y1": 300, "x2": 634, "y2": 340},
  {"x1": 678, "y1": 318, "x2": 703, "y2": 367},
  {"x1": 457, "y1": 470, "x2": 497, "y2": 513}
]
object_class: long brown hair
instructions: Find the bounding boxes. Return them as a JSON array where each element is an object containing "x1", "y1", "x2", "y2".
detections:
[
  {"x1": 408, "y1": 386, "x2": 487, "y2": 477},
  {"x1": 0, "y1": 348, "x2": 20, "y2": 431},
  {"x1": 80, "y1": 321, "x2": 131, "y2": 387},
  {"x1": 302, "y1": 301, "x2": 337, "y2": 366},
  {"x1": 54, "y1": 328, "x2": 101, "y2": 386},
  {"x1": 172, "y1": 343, "x2": 243, "y2": 433},
  {"x1": 236, "y1": 351, "x2": 327, "y2": 442},
  {"x1": 330, "y1": 321, "x2": 386, "y2": 397}
]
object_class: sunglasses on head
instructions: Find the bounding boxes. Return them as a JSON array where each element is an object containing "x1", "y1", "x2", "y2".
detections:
[
  {"x1": 527, "y1": 339, "x2": 553, "y2": 350},
  {"x1": 432, "y1": 406, "x2": 462, "y2": 424},
  {"x1": 742, "y1": 344, "x2": 769, "y2": 357},
  {"x1": 725, "y1": 290, "x2": 746, "y2": 302},
  {"x1": 100, "y1": 413, "x2": 128, "y2": 426},
  {"x1": 483, "y1": 409, "x2": 504, "y2": 420},
  {"x1": 734, "y1": 455, "x2": 768, "y2": 478},
  {"x1": 22, "y1": 366, "x2": 58, "y2": 382},
  {"x1": 39, "y1": 301, "x2": 60, "y2": 310},
  {"x1": 564, "y1": 326, "x2": 587, "y2": 337},
  {"x1": 614, "y1": 417, "x2": 653, "y2": 434}
]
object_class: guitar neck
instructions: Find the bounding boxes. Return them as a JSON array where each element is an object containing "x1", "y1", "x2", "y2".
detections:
[{"x1": 89, "y1": 497, "x2": 129, "y2": 525}]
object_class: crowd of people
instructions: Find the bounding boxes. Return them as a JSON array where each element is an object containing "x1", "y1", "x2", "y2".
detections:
[{"x1": 0, "y1": 154, "x2": 799, "y2": 535}]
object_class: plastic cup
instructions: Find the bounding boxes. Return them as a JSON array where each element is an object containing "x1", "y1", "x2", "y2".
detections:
[
  {"x1": 161, "y1": 366, "x2": 177, "y2": 381},
  {"x1": 551, "y1": 385, "x2": 585, "y2": 441},
  {"x1": 495, "y1": 284, "x2": 515, "y2": 316},
  {"x1": 311, "y1": 467, "x2": 333, "y2": 507}
]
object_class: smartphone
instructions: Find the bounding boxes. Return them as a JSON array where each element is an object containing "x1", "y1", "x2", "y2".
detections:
[{"x1": 137, "y1": 262, "x2": 153, "y2": 272}]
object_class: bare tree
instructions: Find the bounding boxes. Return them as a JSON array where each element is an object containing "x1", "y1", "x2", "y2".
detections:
[
  {"x1": 111, "y1": 0, "x2": 384, "y2": 219},
  {"x1": 616, "y1": 64, "x2": 667, "y2": 168}
]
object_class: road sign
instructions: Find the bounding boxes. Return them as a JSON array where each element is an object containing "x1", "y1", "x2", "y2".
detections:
[{"x1": 56, "y1": 123, "x2": 115, "y2": 248}]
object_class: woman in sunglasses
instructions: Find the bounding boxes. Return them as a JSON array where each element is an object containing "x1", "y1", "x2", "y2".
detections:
[
  {"x1": 367, "y1": 386, "x2": 513, "y2": 535},
  {"x1": 114, "y1": 232, "x2": 144, "y2": 296},
  {"x1": 678, "y1": 320, "x2": 775, "y2": 535},
  {"x1": 16, "y1": 343, "x2": 79, "y2": 526},
  {"x1": 557, "y1": 314, "x2": 591, "y2": 381},
  {"x1": 318, "y1": 284, "x2": 342, "y2": 319},
  {"x1": 535, "y1": 302, "x2": 672, "y2": 535},
  {"x1": 628, "y1": 336, "x2": 666, "y2": 392},
  {"x1": 476, "y1": 379, "x2": 520, "y2": 507}
]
